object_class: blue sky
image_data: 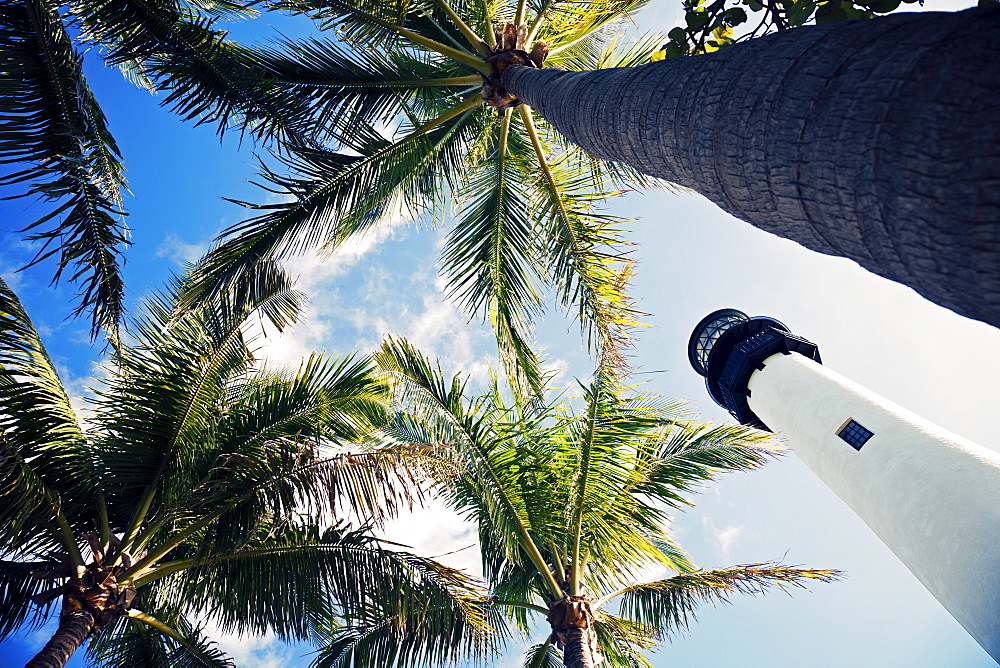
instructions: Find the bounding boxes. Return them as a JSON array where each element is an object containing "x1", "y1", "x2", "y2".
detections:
[{"x1": 2, "y1": 1, "x2": 998, "y2": 666}]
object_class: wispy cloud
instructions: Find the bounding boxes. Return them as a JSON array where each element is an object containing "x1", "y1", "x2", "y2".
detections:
[
  {"x1": 702, "y1": 516, "x2": 744, "y2": 559},
  {"x1": 155, "y1": 234, "x2": 209, "y2": 265}
]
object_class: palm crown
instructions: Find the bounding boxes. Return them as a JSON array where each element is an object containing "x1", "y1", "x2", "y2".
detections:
[
  {"x1": 3, "y1": 0, "x2": 670, "y2": 376},
  {"x1": 367, "y1": 338, "x2": 839, "y2": 667},
  {"x1": 185, "y1": 0, "x2": 677, "y2": 397},
  {"x1": 0, "y1": 266, "x2": 491, "y2": 667}
]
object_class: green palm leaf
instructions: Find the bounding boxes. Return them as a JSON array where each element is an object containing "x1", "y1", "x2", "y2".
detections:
[
  {"x1": 0, "y1": 0, "x2": 128, "y2": 339},
  {"x1": 444, "y1": 110, "x2": 547, "y2": 398},
  {"x1": 74, "y1": 0, "x2": 317, "y2": 146},
  {"x1": 0, "y1": 277, "x2": 92, "y2": 549},
  {"x1": 518, "y1": 108, "x2": 642, "y2": 365},
  {"x1": 613, "y1": 563, "x2": 842, "y2": 639},
  {"x1": 88, "y1": 609, "x2": 235, "y2": 667},
  {"x1": 186, "y1": 100, "x2": 486, "y2": 309}
]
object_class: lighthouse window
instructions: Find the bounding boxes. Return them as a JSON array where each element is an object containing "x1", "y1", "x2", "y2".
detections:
[{"x1": 837, "y1": 420, "x2": 873, "y2": 451}]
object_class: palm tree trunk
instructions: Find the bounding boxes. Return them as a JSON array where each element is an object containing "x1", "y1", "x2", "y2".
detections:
[
  {"x1": 503, "y1": 7, "x2": 1000, "y2": 328},
  {"x1": 562, "y1": 627, "x2": 600, "y2": 667},
  {"x1": 26, "y1": 609, "x2": 94, "y2": 668},
  {"x1": 549, "y1": 596, "x2": 602, "y2": 667}
]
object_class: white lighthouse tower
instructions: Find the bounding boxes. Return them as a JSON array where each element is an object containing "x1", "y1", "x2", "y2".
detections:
[{"x1": 688, "y1": 309, "x2": 1000, "y2": 661}]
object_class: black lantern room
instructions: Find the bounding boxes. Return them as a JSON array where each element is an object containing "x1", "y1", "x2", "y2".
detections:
[{"x1": 688, "y1": 309, "x2": 822, "y2": 430}]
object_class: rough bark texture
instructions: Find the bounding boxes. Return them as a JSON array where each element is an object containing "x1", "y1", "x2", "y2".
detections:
[
  {"x1": 504, "y1": 7, "x2": 1000, "y2": 328},
  {"x1": 25, "y1": 609, "x2": 94, "y2": 668},
  {"x1": 562, "y1": 627, "x2": 599, "y2": 668},
  {"x1": 548, "y1": 596, "x2": 602, "y2": 667}
]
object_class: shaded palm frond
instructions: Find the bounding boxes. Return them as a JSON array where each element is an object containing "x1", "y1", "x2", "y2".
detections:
[
  {"x1": 0, "y1": 0, "x2": 128, "y2": 339},
  {"x1": 523, "y1": 638, "x2": 562, "y2": 667},
  {"x1": 591, "y1": 612, "x2": 655, "y2": 668},
  {"x1": 0, "y1": 560, "x2": 64, "y2": 639},
  {"x1": 311, "y1": 563, "x2": 504, "y2": 668},
  {"x1": 271, "y1": 0, "x2": 468, "y2": 57},
  {"x1": 92, "y1": 264, "x2": 305, "y2": 520},
  {"x1": 87, "y1": 609, "x2": 234, "y2": 667},
  {"x1": 73, "y1": 0, "x2": 318, "y2": 146},
  {"x1": 0, "y1": 277, "x2": 92, "y2": 545},
  {"x1": 243, "y1": 36, "x2": 477, "y2": 138},
  {"x1": 158, "y1": 523, "x2": 497, "y2": 654}
]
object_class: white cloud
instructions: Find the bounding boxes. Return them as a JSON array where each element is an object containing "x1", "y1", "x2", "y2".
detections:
[
  {"x1": 1, "y1": 266, "x2": 25, "y2": 291},
  {"x1": 155, "y1": 234, "x2": 209, "y2": 265},
  {"x1": 701, "y1": 516, "x2": 744, "y2": 559},
  {"x1": 380, "y1": 500, "x2": 482, "y2": 578}
]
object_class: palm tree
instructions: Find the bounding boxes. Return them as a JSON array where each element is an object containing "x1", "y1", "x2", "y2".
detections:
[
  {"x1": 175, "y1": 2, "x2": 999, "y2": 369},
  {"x1": 0, "y1": 265, "x2": 491, "y2": 667},
  {"x1": 8, "y1": 0, "x2": 995, "y2": 347},
  {"x1": 349, "y1": 337, "x2": 840, "y2": 667}
]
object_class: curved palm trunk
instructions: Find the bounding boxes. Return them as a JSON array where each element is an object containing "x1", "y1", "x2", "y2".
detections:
[
  {"x1": 503, "y1": 7, "x2": 1000, "y2": 328},
  {"x1": 26, "y1": 609, "x2": 95, "y2": 668}
]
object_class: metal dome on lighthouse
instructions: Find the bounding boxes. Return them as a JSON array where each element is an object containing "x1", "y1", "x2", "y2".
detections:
[
  {"x1": 688, "y1": 309, "x2": 820, "y2": 430},
  {"x1": 686, "y1": 308, "x2": 1000, "y2": 662}
]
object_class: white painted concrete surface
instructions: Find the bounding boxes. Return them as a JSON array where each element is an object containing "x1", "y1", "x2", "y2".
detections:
[{"x1": 746, "y1": 352, "x2": 1000, "y2": 662}]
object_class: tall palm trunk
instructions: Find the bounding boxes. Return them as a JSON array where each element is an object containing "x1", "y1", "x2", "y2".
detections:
[
  {"x1": 26, "y1": 609, "x2": 95, "y2": 668},
  {"x1": 561, "y1": 627, "x2": 600, "y2": 667},
  {"x1": 503, "y1": 7, "x2": 1000, "y2": 328}
]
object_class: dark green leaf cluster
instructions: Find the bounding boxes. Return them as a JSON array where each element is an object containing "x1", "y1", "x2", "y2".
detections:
[
  {"x1": 654, "y1": 0, "x2": 924, "y2": 59},
  {"x1": 0, "y1": 0, "x2": 128, "y2": 341}
]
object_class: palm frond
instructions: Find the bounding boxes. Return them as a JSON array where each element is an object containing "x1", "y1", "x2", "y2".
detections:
[
  {"x1": 376, "y1": 337, "x2": 565, "y2": 598},
  {"x1": 613, "y1": 563, "x2": 842, "y2": 639},
  {"x1": 271, "y1": 0, "x2": 475, "y2": 63},
  {"x1": 242, "y1": 36, "x2": 478, "y2": 139},
  {"x1": 311, "y1": 552, "x2": 504, "y2": 667},
  {"x1": 0, "y1": 277, "x2": 92, "y2": 546},
  {"x1": 87, "y1": 609, "x2": 234, "y2": 667},
  {"x1": 633, "y1": 420, "x2": 780, "y2": 509},
  {"x1": 558, "y1": 369, "x2": 667, "y2": 591},
  {"x1": 157, "y1": 524, "x2": 497, "y2": 653},
  {"x1": 552, "y1": 31, "x2": 662, "y2": 71},
  {"x1": 444, "y1": 109, "x2": 547, "y2": 399},
  {"x1": 517, "y1": 108, "x2": 642, "y2": 366},
  {"x1": 543, "y1": 0, "x2": 651, "y2": 54},
  {"x1": 591, "y1": 612, "x2": 655, "y2": 668},
  {"x1": 0, "y1": 560, "x2": 64, "y2": 639},
  {"x1": 73, "y1": 0, "x2": 320, "y2": 146},
  {"x1": 92, "y1": 264, "x2": 305, "y2": 531},
  {"x1": 186, "y1": 100, "x2": 486, "y2": 310},
  {"x1": 0, "y1": 0, "x2": 128, "y2": 338},
  {"x1": 523, "y1": 638, "x2": 562, "y2": 667}
]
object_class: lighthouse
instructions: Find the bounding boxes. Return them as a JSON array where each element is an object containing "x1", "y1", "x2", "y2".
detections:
[{"x1": 688, "y1": 309, "x2": 1000, "y2": 661}]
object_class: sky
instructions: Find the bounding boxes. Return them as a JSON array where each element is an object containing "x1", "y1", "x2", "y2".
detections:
[{"x1": 1, "y1": 0, "x2": 997, "y2": 666}]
